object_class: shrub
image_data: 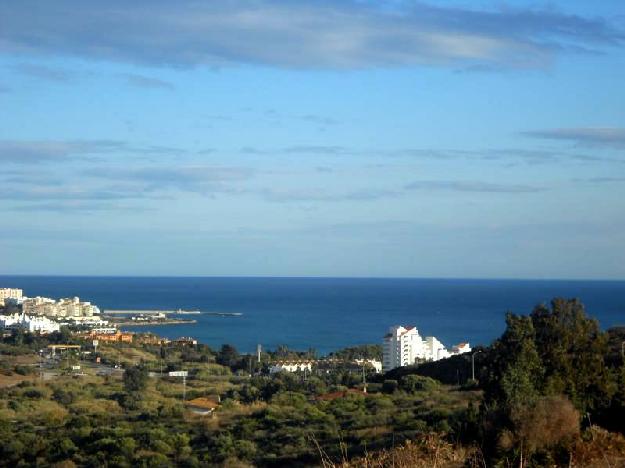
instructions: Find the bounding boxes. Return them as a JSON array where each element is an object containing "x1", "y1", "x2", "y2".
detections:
[
  {"x1": 400, "y1": 375, "x2": 440, "y2": 393},
  {"x1": 382, "y1": 380, "x2": 398, "y2": 394}
]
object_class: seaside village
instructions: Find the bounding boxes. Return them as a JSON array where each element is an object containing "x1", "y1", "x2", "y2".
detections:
[{"x1": 1, "y1": 287, "x2": 471, "y2": 382}]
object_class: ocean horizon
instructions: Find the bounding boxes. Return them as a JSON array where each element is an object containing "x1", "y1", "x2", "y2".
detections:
[{"x1": 1, "y1": 275, "x2": 624, "y2": 355}]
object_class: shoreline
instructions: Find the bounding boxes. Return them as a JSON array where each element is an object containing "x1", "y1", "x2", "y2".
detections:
[{"x1": 115, "y1": 319, "x2": 197, "y2": 326}]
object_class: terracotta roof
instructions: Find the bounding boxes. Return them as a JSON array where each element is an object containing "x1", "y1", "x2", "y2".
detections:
[
  {"x1": 186, "y1": 398, "x2": 219, "y2": 410},
  {"x1": 316, "y1": 389, "x2": 368, "y2": 401}
]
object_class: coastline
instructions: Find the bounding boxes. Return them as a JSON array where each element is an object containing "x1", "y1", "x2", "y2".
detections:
[{"x1": 114, "y1": 319, "x2": 197, "y2": 326}]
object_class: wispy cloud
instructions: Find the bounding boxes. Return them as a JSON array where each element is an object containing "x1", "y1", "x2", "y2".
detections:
[
  {"x1": 573, "y1": 176, "x2": 625, "y2": 183},
  {"x1": 0, "y1": 164, "x2": 253, "y2": 212},
  {"x1": 523, "y1": 127, "x2": 625, "y2": 148},
  {"x1": 282, "y1": 145, "x2": 348, "y2": 155},
  {"x1": 260, "y1": 188, "x2": 400, "y2": 202},
  {"x1": 405, "y1": 180, "x2": 546, "y2": 193},
  {"x1": 0, "y1": 1, "x2": 622, "y2": 70},
  {"x1": 0, "y1": 186, "x2": 141, "y2": 202},
  {"x1": 83, "y1": 166, "x2": 254, "y2": 193},
  {"x1": 0, "y1": 140, "x2": 188, "y2": 164},
  {"x1": 8, "y1": 202, "x2": 149, "y2": 213},
  {"x1": 239, "y1": 145, "x2": 348, "y2": 156},
  {"x1": 119, "y1": 73, "x2": 174, "y2": 90},
  {"x1": 0, "y1": 140, "x2": 125, "y2": 163},
  {"x1": 11, "y1": 63, "x2": 74, "y2": 82},
  {"x1": 235, "y1": 144, "x2": 620, "y2": 166},
  {"x1": 298, "y1": 114, "x2": 339, "y2": 126}
]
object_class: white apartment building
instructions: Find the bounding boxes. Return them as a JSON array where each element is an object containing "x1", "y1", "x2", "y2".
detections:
[
  {"x1": 22, "y1": 296, "x2": 100, "y2": 318},
  {"x1": 383, "y1": 326, "x2": 427, "y2": 370},
  {"x1": 383, "y1": 325, "x2": 471, "y2": 371},
  {"x1": 0, "y1": 313, "x2": 60, "y2": 334},
  {"x1": 0, "y1": 288, "x2": 23, "y2": 306},
  {"x1": 425, "y1": 336, "x2": 451, "y2": 361}
]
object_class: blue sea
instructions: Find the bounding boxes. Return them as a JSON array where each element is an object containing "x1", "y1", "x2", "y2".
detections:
[{"x1": 1, "y1": 276, "x2": 624, "y2": 355}]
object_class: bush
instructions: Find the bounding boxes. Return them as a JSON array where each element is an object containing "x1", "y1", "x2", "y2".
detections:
[
  {"x1": 382, "y1": 380, "x2": 398, "y2": 394},
  {"x1": 400, "y1": 375, "x2": 440, "y2": 393},
  {"x1": 123, "y1": 365, "x2": 149, "y2": 392},
  {"x1": 14, "y1": 365, "x2": 32, "y2": 376},
  {"x1": 22, "y1": 388, "x2": 46, "y2": 399}
]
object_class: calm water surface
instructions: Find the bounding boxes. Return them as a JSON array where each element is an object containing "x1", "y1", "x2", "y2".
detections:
[{"x1": 1, "y1": 276, "x2": 624, "y2": 354}]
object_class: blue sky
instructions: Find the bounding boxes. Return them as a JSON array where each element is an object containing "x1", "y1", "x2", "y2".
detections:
[{"x1": 0, "y1": 0, "x2": 624, "y2": 279}]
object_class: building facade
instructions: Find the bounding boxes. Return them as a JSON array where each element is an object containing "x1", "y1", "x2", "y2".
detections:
[
  {"x1": 382, "y1": 326, "x2": 427, "y2": 371},
  {"x1": 22, "y1": 296, "x2": 100, "y2": 318},
  {"x1": 0, "y1": 288, "x2": 23, "y2": 306},
  {"x1": 269, "y1": 360, "x2": 314, "y2": 374},
  {"x1": 0, "y1": 313, "x2": 60, "y2": 334},
  {"x1": 383, "y1": 325, "x2": 471, "y2": 371}
]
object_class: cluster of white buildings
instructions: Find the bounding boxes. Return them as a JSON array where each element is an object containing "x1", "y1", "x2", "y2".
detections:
[
  {"x1": 2, "y1": 289, "x2": 100, "y2": 318},
  {"x1": 383, "y1": 325, "x2": 471, "y2": 371},
  {"x1": 0, "y1": 287, "x2": 107, "y2": 333},
  {"x1": 21, "y1": 296, "x2": 100, "y2": 318},
  {"x1": 0, "y1": 312, "x2": 61, "y2": 334},
  {"x1": 0, "y1": 288, "x2": 23, "y2": 306},
  {"x1": 269, "y1": 358, "x2": 383, "y2": 374}
]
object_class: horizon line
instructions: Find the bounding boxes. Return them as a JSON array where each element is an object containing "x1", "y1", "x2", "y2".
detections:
[{"x1": 0, "y1": 273, "x2": 624, "y2": 283}]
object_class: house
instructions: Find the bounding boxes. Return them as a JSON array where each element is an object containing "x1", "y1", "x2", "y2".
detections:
[
  {"x1": 452, "y1": 342, "x2": 472, "y2": 355},
  {"x1": 172, "y1": 337, "x2": 197, "y2": 346},
  {"x1": 185, "y1": 397, "x2": 219, "y2": 416},
  {"x1": 0, "y1": 312, "x2": 60, "y2": 334},
  {"x1": 354, "y1": 358, "x2": 383, "y2": 373},
  {"x1": 269, "y1": 360, "x2": 313, "y2": 374},
  {"x1": 86, "y1": 330, "x2": 133, "y2": 343}
]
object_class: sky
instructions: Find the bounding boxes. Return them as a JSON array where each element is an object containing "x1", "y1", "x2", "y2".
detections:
[{"x1": 0, "y1": 0, "x2": 624, "y2": 279}]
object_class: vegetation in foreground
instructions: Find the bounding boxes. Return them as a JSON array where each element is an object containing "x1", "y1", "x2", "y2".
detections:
[{"x1": 1, "y1": 297, "x2": 625, "y2": 467}]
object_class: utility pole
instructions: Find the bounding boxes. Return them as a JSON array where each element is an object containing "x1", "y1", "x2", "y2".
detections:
[
  {"x1": 362, "y1": 363, "x2": 367, "y2": 393},
  {"x1": 471, "y1": 350, "x2": 482, "y2": 382},
  {"x1": 168, "y1": 371, "x2": 188, "y2": 401}
]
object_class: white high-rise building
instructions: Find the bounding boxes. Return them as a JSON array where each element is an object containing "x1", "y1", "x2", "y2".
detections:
[
  {"x1": 383, "y1": 326, "x2": 427, "y2": 371},
  {"x1": 383, "y1": 325, "x2": 471, "y2": 371},
  {"x1": 425, "y1": 336, "x2": 451, "y2": 361}
]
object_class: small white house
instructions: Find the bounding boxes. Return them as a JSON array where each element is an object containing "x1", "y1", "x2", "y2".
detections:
[
  {"x1": 354, "y1": 359, "x2": 383, "y2": 373},
  {"x1": 451, "y1": 342, "x2": 472, "y2": 355},
  {"x1": 269, "y1": 360, "x2": 313, "y2": 374}
]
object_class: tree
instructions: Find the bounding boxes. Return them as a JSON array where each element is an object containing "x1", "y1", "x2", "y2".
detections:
[
  {"x1": 530, "y1": 298, "x2": 614, "y2": 413},
  {"x1": 483, "y1": 313, "x2": 544, "y2": 409},
  {"x1": 499, "y1": 396, "x2": 579, "y2": 467},
  {"x1": 123, "y1": 365, "x2": 148, "y2": 392},
  {"x1": 216, "y1": 344, "x2": 240, "y2": 368}
]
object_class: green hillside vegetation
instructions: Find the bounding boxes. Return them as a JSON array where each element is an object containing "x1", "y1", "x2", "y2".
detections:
[{"x1": 1, "y1": 297, "x2": 625, "y2": 467}]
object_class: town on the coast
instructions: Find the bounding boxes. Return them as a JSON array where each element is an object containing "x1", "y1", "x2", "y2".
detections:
[
  {"x1": 3, "y1": 285, "x2": 624, "y2": 466},
  {"x1": 1, "y1": 287, "x2": 471, "y2": 373}
]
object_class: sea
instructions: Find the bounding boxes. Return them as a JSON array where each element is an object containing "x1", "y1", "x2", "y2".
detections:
[{"x1": 1, "y1": 276, "x2": 624, "y2": 355}]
